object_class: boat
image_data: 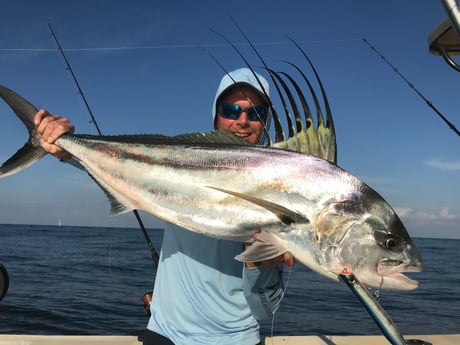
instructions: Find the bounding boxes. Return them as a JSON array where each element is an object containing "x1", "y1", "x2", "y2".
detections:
[
  {"x1": 1, "y1": 3, "x2": 458, "y2": 345},
  {"x1": 428, "y1": 0, "x2": 460, "y2": 71}
]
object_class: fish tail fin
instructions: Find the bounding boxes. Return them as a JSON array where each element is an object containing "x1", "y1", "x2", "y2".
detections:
[{"x1": 0, "y1": 85, "x2": 48, "y2": 177}]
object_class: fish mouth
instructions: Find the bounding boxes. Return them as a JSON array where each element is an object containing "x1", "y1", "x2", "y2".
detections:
[{"x1": 376, "y1": 259, "x2": 422, "y2": 290}]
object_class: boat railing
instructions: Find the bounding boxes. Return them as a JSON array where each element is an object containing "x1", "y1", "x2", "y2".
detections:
[{"x1": 429, "y1": 0, "x2": 460, "y2": 71}]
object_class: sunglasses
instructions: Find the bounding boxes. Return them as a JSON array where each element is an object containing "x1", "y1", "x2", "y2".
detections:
[{"x1": 218, "y1": 104, "x2": 269, "y2": 122}]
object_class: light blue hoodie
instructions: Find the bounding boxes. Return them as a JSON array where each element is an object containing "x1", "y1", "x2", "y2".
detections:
[{"x1": 146, "y1": 68, "x2": 284, "y2": 345}]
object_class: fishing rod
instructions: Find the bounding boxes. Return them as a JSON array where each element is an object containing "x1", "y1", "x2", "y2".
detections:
[
  {"x1": 362, "y1": 37, "x2": 459, "y2": 137},
  {"x1": 47, "y1": 23, "x2": 160, "y2": 268},
  {"x1": 339, "y1": 272, "x2": 432, "y2": 345}
]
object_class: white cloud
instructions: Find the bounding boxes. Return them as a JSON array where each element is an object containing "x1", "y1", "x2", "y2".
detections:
[
  {"x1": 394, "y1": 207, "x2": 413, "y2": 217},
  {"x1": 395, "y1": 207, "x2": 460, "y2": 239},
  {"x1": 425, "y1": 159, "x2": 460, "y2": 171},
  {"x1": 396, "y1": 206, "x2": 459, "y2": 223},
  {"x1": 438, "y1": 207, "x2": 457, "y2": 220}
]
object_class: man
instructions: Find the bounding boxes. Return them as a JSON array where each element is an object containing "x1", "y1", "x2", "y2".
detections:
[{"x1": 34, "y1": 67, "x2": 293, "y2": 345}]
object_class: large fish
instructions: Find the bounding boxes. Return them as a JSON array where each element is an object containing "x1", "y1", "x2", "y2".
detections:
[{"x1": 0, "y1": 85, "x2": 422, "y2": 290}]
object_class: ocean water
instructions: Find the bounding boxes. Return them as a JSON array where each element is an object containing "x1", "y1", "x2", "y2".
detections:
[{"x1": 0, "y1": 224, "x2": 458, "y2": 337}]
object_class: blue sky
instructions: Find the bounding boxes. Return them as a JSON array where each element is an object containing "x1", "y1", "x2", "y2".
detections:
[{"x1": 0, "y1": 0, "x2": 458, "y2": 239}]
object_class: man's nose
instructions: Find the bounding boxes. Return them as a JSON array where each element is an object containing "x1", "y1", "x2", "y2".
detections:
[{"x1": 236, "y1": 111, "x2": 250, "y2": 125}]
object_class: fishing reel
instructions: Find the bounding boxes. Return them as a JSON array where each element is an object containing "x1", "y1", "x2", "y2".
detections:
[
  {"x1": 0, "y1": 263, "x2": 9, "y2": 302},
  {"x1": 405, "y1": 340, "x2": 432, "y2": 345}
]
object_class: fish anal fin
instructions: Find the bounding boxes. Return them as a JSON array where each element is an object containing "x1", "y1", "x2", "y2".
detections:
[
  {"x1": 85, "y1": 172, "x2": 132, "y2": 216},
  {"x1": 108, "y1": 196, "x2": 131, "y2": 215}
]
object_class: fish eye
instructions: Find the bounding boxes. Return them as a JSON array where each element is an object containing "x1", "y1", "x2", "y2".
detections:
[
  {"x1": 373, "y1": 227, "x2": 403, "y2": 251},
  {"x1": 384, "y1": 236, "x2": 399, "y2": 250}
]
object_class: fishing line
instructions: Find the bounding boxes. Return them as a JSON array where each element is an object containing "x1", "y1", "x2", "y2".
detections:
[
  {"x1": 47, "y1": 23, "x2": 160, "y2": 268},
  {"x1": 362, "y1": 37, "x2": 459, "y2": 137},
  {"x1": 374, "y1": 276, "x2": 384, "y2": 302},
  {"x1": 269, "y1": 262, "x2": 294, "y2": 338},
  {"x1": 0, "y1": 38, "x2": 361, "y2": 52},
  {"x1": 267, "y1": 228, "x2": 303, "y2": 339}
]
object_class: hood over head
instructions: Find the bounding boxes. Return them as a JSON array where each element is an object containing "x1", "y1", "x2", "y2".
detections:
[{"x1": 212, "y1": 67, "x2": 272, "y2": 144}]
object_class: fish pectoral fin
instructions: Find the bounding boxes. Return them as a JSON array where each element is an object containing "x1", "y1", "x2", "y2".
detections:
[
  {"x1": 235, "y1": 231, "x2": 287, "y2": 262},
  {"x1": 207, "y1": 186, "x2": 309, "y2": 225}
]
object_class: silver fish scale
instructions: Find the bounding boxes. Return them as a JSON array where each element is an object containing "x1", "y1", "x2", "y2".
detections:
[{"x1": 57, "y1": 134, "x2": 358, "y2": 242}]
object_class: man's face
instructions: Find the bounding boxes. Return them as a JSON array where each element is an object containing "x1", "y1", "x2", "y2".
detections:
[{"x1": 215, "y1": 85, "x2": 267, "y2": 145}]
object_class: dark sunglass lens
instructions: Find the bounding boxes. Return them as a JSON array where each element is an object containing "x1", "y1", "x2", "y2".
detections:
[
  {"x1": 221, "y1": 104, "x2": 241, "y2": 119},
  {"x1": 248, "y1": 106, "x2": 268, "y2": 121},
  {"x1": 247, "y1": 109, "x2": 259, "y2": 121},
  {"x1": 220, "y1": 104, "x2": 268, "y2": 121}
]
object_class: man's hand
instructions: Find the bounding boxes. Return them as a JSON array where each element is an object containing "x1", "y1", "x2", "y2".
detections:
[
  {"x1": 244, "y1": 231, "x2": 295, "y2": 269},
  {"x1": 34, "y1": 109, "x2": 75, "y2": 161},
  {"x1": 244, "y1": 251, "x2": 295, "y2": 269}
]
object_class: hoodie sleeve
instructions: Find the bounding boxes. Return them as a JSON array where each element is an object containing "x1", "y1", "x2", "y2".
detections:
[{"x1": 242, "y1": 264, "x2": 284, "y2": 321}]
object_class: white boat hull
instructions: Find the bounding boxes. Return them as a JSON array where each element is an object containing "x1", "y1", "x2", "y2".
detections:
[
  {"x1": 265, "y1": 334, "x2": 459, "y2": 345},
  {"x1": 0, "y1": 334, "x2": 459, "y2": 345}
]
